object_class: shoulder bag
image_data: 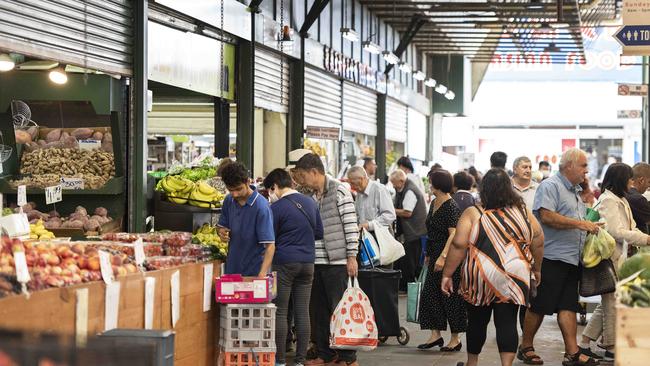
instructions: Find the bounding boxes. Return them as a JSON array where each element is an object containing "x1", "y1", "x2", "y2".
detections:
[{"x1": 579, "y1": 258, "x2": 617, "y2": 297}]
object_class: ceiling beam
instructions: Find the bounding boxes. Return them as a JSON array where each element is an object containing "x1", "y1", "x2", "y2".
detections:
[
  {"x1": 299, "y1": 0, "x2": 330, "y2": 36},
  {"x1": 385, "y1": 15, "x2": 427, "y2": 74}
]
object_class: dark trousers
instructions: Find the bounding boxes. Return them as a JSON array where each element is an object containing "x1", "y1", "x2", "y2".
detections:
[
  {"x1": 396, "y1": 238, "x2": 421, "y2": 290},
  {"x1": 273, "y1": 263, "x2": 314, "y2": 364},
  {"x1": 466, "y1": 302, "x2": 519, "y2": 355},
  {"x1": 311, "y1": 265, "x2": 356, "y2": 363}
]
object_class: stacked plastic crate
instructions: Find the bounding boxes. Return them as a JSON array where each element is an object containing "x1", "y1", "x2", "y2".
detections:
[{"x1": 215, "y1": 274, "x2": 277, "y2": 366}]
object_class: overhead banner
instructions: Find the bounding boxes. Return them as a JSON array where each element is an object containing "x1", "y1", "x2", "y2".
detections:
[{"x1": 615, "y1": 0, "x2": 650, "y2": 55}]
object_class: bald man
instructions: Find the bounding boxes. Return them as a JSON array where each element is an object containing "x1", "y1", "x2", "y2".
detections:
[{"x1": 347, "y1": 166, "x2": 395, "y2": 231}]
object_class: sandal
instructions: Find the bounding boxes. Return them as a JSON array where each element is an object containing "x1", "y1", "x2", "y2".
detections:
[
  {"x1": 562, "y1": 351, "x2": 600, "y2": 366},
  {"x1": 517, "y1": 346, "x2": 544, "y2": 365}
]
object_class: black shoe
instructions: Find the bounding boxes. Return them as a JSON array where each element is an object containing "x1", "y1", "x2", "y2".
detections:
[
  {"x1": 579, "y1": 346, "x2": 603, "y2": 360},
  {"x1": 440, "y1": 343, "x2": 462, "y2": 352},
  {"x1": 604, "y1": 351, "x2": 614, "y2": 360},
  {"x1": 417, "y1": 338, "x2": 444, "y2": 350}
]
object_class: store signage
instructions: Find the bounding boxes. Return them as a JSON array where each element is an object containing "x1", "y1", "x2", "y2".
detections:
[
  {"x1": 616, "y1": 0, "x2": 650, "y2": 55},
  {"x1": 323, "y1": 46, "x2": 383, "y2": 92},
  {"x1": 618, "y1": 83, "x2": 648, "y2": 96},
  {"x1": 306, "y1": 126, "x2": 340, "y2": 140},
  {"x1": 60, "y1": 177, "x2": 84, "y2": 190},
  {"x1": 45, "y1": 185, "x2": 63, "y2": 205},
  {"x1": 79, "y1": 139, "x2": 101, "y2": 150},
  {"x1": 617, "y1": 109, "x2": 642, "y2": 118}
]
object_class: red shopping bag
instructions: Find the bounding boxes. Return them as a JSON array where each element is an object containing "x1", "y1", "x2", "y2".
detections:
[{"x1": 330, "y1": 277, "x2": 378, "y2": 351}]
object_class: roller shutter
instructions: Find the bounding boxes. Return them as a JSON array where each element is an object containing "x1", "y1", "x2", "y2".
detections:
[
  {"x1": 148, "y1": 103, "x2": 236, "y2": 135},
  {"x1": 304, "y1": 67, "x2": 342, "y2": 128},
  {"x1": 407, "y1": 107, "x2": 427, "y2": 161},
  {"x1": 386, "y1": 98, "x2": 408, "y2": 143},
  {"x1": 254, "y1": 48, "x2": 289, "y2": 113},
  {"x1": 0, "y1": 0, "x2": 133, "y2": 75},
  {"x1": 342, "y1": 82, "x2": 377, "y2": 136}
]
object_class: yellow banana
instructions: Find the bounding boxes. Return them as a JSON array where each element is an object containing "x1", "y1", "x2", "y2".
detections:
[{"x1": 198, "y1": 182, "x2": 217, "y2": 195}]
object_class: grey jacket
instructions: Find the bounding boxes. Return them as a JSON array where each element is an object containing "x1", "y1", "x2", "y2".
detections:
[
  {"x1": 395, "y1": 178, "x2": 428, "y2": 242},
  {"x1": 317, "y1": 176, "x2": 359, "y2": 262}
]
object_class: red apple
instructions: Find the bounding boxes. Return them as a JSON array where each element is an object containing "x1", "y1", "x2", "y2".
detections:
[
  {"x1": 87, "y1": 257, "x2": 100, "y2": 271},
  {"x1": 111, "y1": 255, "x2": 123, "y2": 266}
]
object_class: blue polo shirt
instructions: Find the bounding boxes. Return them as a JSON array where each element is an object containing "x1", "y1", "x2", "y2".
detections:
[
  {"x1": 532, "y1": 172, "x2": 586, "y2": 266},
  {"x1": 218, "y1": 186, "x2": 275, "y2": 276}
]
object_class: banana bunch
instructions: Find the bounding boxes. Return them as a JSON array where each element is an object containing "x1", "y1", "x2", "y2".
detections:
[
  {"x1": 619, "y1": 275, "x2": 650, "y2": 307},
  {"x1": 188, "y1": 182, "x2": 225, "y2": 208},
  {"x1": 192, "y1": 223, "x2": 228, "y2": 259},
  {"x1": 30, "y1": 219, "x2": 55, "y2": 240},
  {"x1": 158, "y1": 175, "x2": 195, "y2": 204}
]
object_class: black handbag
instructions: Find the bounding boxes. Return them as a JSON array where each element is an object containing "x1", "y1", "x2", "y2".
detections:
[{"x1": 579, "y1": 259, "x2": 617, "y2": 297}]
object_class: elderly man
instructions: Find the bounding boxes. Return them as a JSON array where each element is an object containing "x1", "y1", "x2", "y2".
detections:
[
  {"x1": 390, "y1": 169, "x2": 427, "y2": 291},
  {"x1": 518, "y1": 148, "x2": 601, "y2": 366},
  {"x1": 627, "y1": 163, "x2": 650, "y2": 236},
  {"x1": 347, "y1": 166, "x2": 395, "y2": 231},
  {"x1": 363, "y1": 157, "x2": 377, "y2": 180},
  {"x1": 513, "y1": 156, "x2": 538, "y2": 210}
]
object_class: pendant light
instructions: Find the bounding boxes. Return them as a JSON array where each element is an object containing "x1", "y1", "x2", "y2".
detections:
[
  {"x1": 49, "y1": 65, "x2": 68, "y2": 84},
  {"x1": 0, "y1": 54, "x2": 14, "y2": 72}
]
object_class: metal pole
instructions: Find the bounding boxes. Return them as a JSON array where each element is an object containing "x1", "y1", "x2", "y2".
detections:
[
  {"x1": 376, "y1": 93, "x2": 387, "y2": 181},
  {"x1": 645, "y1": 56, "x2": 650, "y2": 162},
  {"x1": 214, "y1": 97, "x2": 230, "y2": 158},
  {"x1": 288, "y1": 37, "x2": 306, "y2": 156},
  {"x1": 236, "y1": 16, "x2": 255, "y2": 171}
]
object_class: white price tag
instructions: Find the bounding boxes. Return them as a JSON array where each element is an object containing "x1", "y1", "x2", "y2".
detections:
[
  {"x1": 134, "y1": 238, "x2": 145, "y2": 266},
  {"x1": 104, "y1": 281, "x2": 121, "y2": 331},
  {"x1": 144, "y1": 277, "x2": 156, "y2": 330},
  {"x1": 202, "y1": 264, "x2": 213, "y2": 312},
  {"x1": 79, "y1": 139, "x2": 101, "y2": 150},
  {"x1": 60, "y1": 177, "x2": 85, "y2": 190},
  {"x1": 171, "y1": 270, "x2": 180, "y2": 327},
  {"x1": 13, "y1": 251, "x2": 30, "y2": 283},
  {"x1": 75, "y1": 288, "x2": 89, "y2": 346},
  {"x1": 17, "y1": 185, "x2": 26, "y2": 207},
  {"x1": 0, "y1": 162, "x2": 3, "y2": 175},
  {"x1": 45, "y1": 185, "x2": 63, "y2": 205},
  {"x1": 98, "y1": 250, "x2": 114, "y2": 284}
]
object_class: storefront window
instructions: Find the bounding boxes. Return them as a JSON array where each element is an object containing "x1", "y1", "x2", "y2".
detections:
[
  {"x1": 304, "y1": 138, "x2": 339, "y2": 177},
  {"x1": 386, "y1": 140, "x2": 405, "y2": 172},
  {"x1": 342, "y1": 131, "x2": 376, "y2": 168}
]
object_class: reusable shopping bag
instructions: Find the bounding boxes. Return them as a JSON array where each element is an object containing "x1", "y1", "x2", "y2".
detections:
[
  {"x1": 406, "y1": 266, "x2": 427, "y2": 323},
  {"x1": 330, "y1": 277, "x2": 378, "y2": 351},
  {"x1": 359, "y1": 228, "x2": 380, "y2": 267},
  {"x1": 373, "y1": 224, "x2": 405, "y2": 266}
]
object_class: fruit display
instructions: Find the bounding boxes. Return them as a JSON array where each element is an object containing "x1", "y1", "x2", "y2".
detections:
[
  {"x1": 581, "y1": 228, "x2": 616, "y2": 268},
  {"x1": 85, "y1": 242, "x2": 164, "y2": 257},
  {"x1": 304, "y1": 139, "x2": 326, "y2": 156},
  {"x1": 619, "y1": 273, "x2": 650, "y2": 308},
  {"x1": 0, "y1": 274, "x2": 20, "y2": 298},
  {"x1": 21, "y1": 127, "x2": 113, "y2": 153},
  {"x1": 144, "y1": 256, "x2": 187, "y2": 271},
  {"x1": 17, "y1": 204, "x2": 114, "y2": 233},
  {"x1": 192, "y1": 223, "x2": 228, "y2": 260},
  {"x1": 29, "y1": 220, "x2": 55, "y2": 240},
  {"x1": 156, "y1": 176, "x2": 225, "y2": 208}
]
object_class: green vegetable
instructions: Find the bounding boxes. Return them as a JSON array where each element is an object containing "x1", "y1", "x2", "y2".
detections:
[
  {"x1": 634, "y1": 299, "x2": 650, "y2": 307},
  {"x1": 620, "y1": 253, "x2": 650, "y2": 280},
  {"x1": 177, "y1": 167, "x2": 217, "y2": 182}
]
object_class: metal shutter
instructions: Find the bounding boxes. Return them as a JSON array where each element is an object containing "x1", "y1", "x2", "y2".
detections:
[
  {"x1": 304, "y1": 67, "x2": 342, "y2": 128},
  {"x1": 386, "y1": 98, "x2": 408, "y2": 143},
  {"x1": 342, "y1": 82, "x2": 377, "y2": 136},
  {"x1": 254, "y1": 48, "x2": 289, "y2": 113},
  {"x1": 407, "y1": 107, "x2": 427, "y2": 160},
  {"x1": 0, "y1": 0, "x2": 133, "y2": 75}
]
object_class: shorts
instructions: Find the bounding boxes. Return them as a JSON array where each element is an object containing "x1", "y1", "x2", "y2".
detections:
[{"x1": 530, "y1": 258, "x2": 581, "y2": 315}]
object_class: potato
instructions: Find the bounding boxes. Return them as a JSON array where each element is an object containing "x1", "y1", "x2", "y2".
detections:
[
  {"x1": 61, "y1": 220, "x2": 84, "y2": 229},
  {"x1": 45, "y1": 219, "x2": 62, "y2": 229},
  {"x1": 37, "y1": 140, "x2": 47, "y2": 147},
  {"x1": 45, "y1": 129, "x2": 62, "y2": 143},
  {"x1": 94, "y1": 207, "x2": 108, "y2": 217},
  {"x1": 92, "y1": 131, "x2": 104, "y2": 141},
  {"x1": 61, "y1": 136, "x2": 78, "y2": 149},
  {"x1": 101, "y1": 141, "x2": 113, "y2": 153},
  {"x1": 103, "y1": 132, "x2": 113, "y2": 143},
  {"x1": 59, "y1": 131, "x2": 70, "y2": 141},
  {"x1": 75, "y1": 206, "x2": 88, "y2": 216},
  {"x1": 71, "y1": 128, "x2": 94, "y2": 139},
  {"x1": 48, "y1": 210, "x2": 60, "y2": 218},
  {"x1": 15, "y1": 129, "x2": 32, "y2": 144},
  {"x1": 83, "y1": 219, "x2": 101, "y2": 232},
  {"x1": 27, "y1": 126, "x2": 38, "y2": 140},
  {"x1": 24, "y1": 142, "x2": 38, "y2": 152}
]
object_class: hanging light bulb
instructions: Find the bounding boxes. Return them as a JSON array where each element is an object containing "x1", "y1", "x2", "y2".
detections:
[
  {"x1": 0, "y1": 54, "x2": 14, "y2": 72},
  {"x1": 398, "y1": 62, "x2": 412, "y2": 74},
  {"x1": 435, "y1": 84, "x2": 448, "y2": 94},
  {"x1": 362, "y1": 41, "x2": 382, "y2": 55},
  {"x1": 382, "y1": 51, "x2": 400, "y2": 65},
  {"x1": 413, "y1": 71, "x2": 426, "y2": 81},
  {"x1": 424, "y1": 78, "x2": 437, "y2": 88},
  {"x1": 49, "y1": 66, "x2": 68, "y2": 84},
  {"x1": 444, "y1": 90, "x2": 455, "y2": 100},
  {"x1": 341, "y1": 27, "x2": 359, "y2": 42}
]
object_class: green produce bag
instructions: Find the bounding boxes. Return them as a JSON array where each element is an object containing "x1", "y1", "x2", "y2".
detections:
[
  {"x1": 407, "y1": 266, "x2": 428, "y2": 323},
  {"x1": 585, "y1": 207, "x2": 600, "y2": 222}
]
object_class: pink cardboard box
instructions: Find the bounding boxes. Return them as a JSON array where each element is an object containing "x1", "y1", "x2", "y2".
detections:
[{"x1": 215, "y1": 273, "x2": 277, "y2": 304}]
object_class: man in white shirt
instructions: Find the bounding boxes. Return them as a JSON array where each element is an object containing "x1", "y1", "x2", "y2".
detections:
[
  {"x1": 512, "y1": 156, "x2": 538, "y2": 210},
  {"x1": 397, "y1": 156, "x2": 426, "y2": 197},
  {"x1": 347, "y1": 166, "x2": 396, "y2": 231}
]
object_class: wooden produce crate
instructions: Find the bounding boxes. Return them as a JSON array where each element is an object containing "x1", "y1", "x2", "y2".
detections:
[
  {"x1": 616, "y1": 304, "x2": 650, "y2": 365},
  {"x1": 0, "y1": 260, "x2": 221, "y2": 366}
]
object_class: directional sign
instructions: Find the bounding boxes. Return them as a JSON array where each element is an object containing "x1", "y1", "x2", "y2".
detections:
[
  {"x1": 615, "y1": 26, "x2": 650, "y2": 47},
  {"x1": 617, "y1": 0, "x2": 650, "y2": 55}
]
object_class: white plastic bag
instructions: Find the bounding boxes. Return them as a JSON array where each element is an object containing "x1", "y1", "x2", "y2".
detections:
[
  {"x1": 330, "y1": 277, "x2": 378, "y2": 351},
  {"x1": 373, "y1": 224, "x2": 405, "y2": 265}
]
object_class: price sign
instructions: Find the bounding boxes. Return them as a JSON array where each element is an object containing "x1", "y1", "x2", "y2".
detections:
[
  {"x1": 13, "y1": 251, "x2": 30, "y2": 283},
  {"x1": 99, "y1": 250, "x2": 114, "y2": 284},
  {"x1": 17, "y1": 185, "x2": 26, "y2": 207},
  {"x1": 60, "y1": 177, "x2": 85, "y2": 190},
  {"x1": 45, "y1": 185, "x2": 63, "y2": 205},
  {"x1": 134, "y1": 238, "x2": 146, "y2": 266},
  {"x1": 79, "y1": 139, "x2": 101, "y2": 150}
]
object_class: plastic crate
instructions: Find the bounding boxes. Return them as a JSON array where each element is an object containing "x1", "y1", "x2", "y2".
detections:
[
  {"x1": 99, "y1": 329, "x2": 174, "y2": 366},
  {"x1": 219, "y1": 304, "x2": 276, "y2": 352},
  {"x1": 218, "y1": 348, "x2": 275, "y2": 366}
]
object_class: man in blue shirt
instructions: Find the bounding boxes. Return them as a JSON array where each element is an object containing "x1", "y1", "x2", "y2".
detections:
[
  {"x1": 217, "y1": 162, "x2": 275, "y2": 277},
  {"x1": 518, "y1": 148, "x2": 601, "y2": 366}
]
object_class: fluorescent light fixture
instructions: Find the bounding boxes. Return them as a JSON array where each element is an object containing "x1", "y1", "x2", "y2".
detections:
[
  {"x1": 445, "y1": 90, "x2": 455, "y2": 100},
  {"x1": 398, "y1": 62, "x2": 412, "y2": 74},
  {"x1": 382, "y1": 51, "x2": 400, "y2": 65},
  {"x1": 362, "y1": 41, "x2": 382, "y2": 55},
  {"x1": 549, "y1": 22, "x2": 570, "y2": 28},
  {"x1": 341, "y1": 27, "x2": 359, "y2": 42},
  {"x1": 0, "y1": 54, "x2": 15, "y2": 72},
  {"x1": 49, "y1": 66, "x2": 68, "y2": 84},
  {"x1": 435, "y1": 84, "x2": 448, "y2": 94},
  {"x1": 424, "y1": 78, "x2": 437, "y2": 88},
  {"x1": 413, "y1": 71, "x2": 426, "y2": 81}
]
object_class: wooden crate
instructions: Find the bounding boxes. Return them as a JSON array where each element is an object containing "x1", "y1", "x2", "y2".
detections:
[
  {"x1": 616, "y1": 304, "x2": 650, "y2": 365},
  {"x1": 0, "y1": 261, "x2": 221, "y2": 366}
]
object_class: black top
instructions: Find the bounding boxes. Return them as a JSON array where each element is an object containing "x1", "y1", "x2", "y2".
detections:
[
  {"x1": 452, "y1": 191, "x2": 476, "y2": 214},
  {"x1": 626, "y1": 188, "x2": 650, "y2": 234},
  {"x1": 425, "y1": 198, "x2": 461, "y2": 257}
]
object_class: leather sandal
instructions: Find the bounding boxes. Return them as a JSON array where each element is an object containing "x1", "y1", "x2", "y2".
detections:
[
  {"x1": 517, "y1": 346, "x2": 544, "y2": 365},
  {"x1": 562, "y1": 351, "x2": 600, "y2": 366}
]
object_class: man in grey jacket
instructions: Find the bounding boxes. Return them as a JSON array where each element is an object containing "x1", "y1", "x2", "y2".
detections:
[{"x1": 293, "y1": 153, "x2": 360, "y2": 366}]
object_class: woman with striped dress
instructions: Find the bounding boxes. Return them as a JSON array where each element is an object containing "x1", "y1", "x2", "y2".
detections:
[{"x1": 441, "y1": 168, "x2": 545, "y2": 366}]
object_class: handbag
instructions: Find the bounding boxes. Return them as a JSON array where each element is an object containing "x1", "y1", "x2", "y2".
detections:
[
  {"x1": 579, "y1": 258, "x2": 617, "y2": 297},
  {"x1": 330, "y1": 277, "x2": 378, "y2": 351},
  {"x1": 406, "y1": 266, "x2": 427, "y2": 323}
]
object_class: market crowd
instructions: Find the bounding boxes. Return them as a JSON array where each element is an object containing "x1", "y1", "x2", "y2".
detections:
[{"x1": 215, "y1": 147, "x2": 649, "y2": 366}]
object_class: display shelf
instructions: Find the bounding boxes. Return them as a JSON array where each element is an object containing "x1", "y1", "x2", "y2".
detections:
[{"x1": 0, "y1": 176, "x2": 125, "y2": 195}]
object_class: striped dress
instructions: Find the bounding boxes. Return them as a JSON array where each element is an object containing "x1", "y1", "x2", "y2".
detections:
[{"x1": 461, "y1": 205, "x2": 533, "y2": 306}]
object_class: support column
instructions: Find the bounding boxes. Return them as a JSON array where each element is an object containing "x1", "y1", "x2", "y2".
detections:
[
  {"x1": 287, "y1": 38, "x2": 306, "y2": 155},
  {"x1": 376, "y1": 93, "x2": 387, "y2": 181},
  {"x1": 644, "y1": 56, "x2": 649, "y2": 162},
  {"x1": 236, "y1": 30, "x2": 255, "y2": 171},
  {"x1": 129, "y1": 0, "x2": 148, "y2": 232},
  {"x1": 214, "y1": 97, "x2": 230, "y2": 158}
]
